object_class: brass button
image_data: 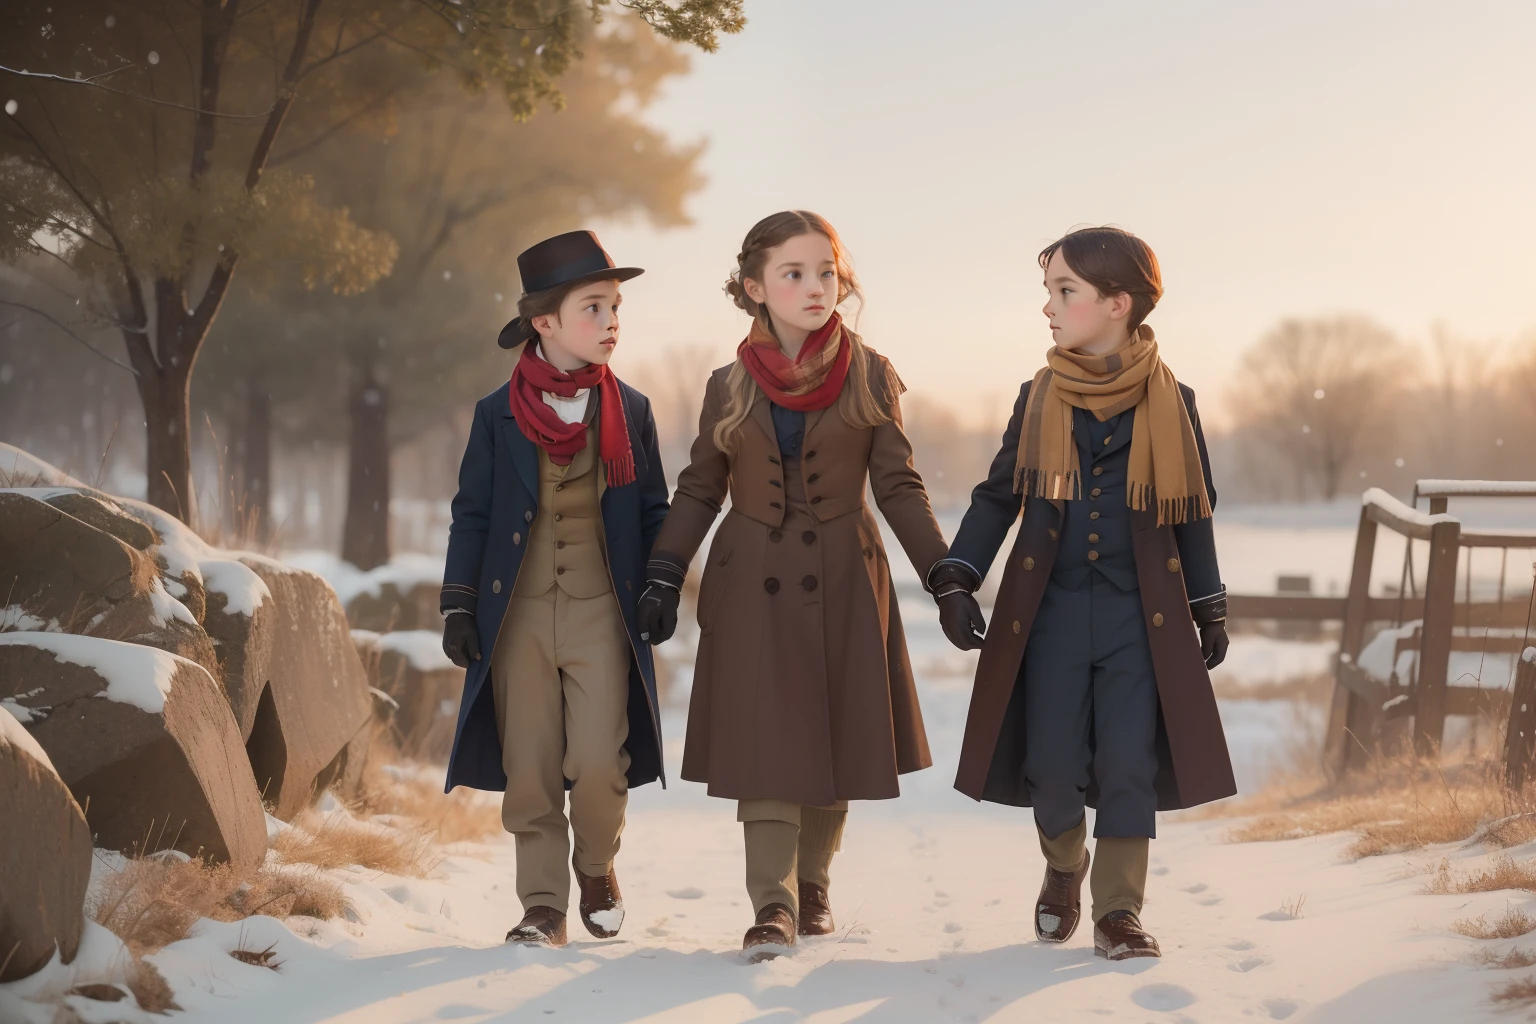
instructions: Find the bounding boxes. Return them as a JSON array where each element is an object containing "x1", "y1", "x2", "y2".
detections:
[
  {"x1": 1167, "y1": 558, "x2": 1181, "y2": 572},
  {"x1": 764, "y1": 577, "x2": 780, "y2": 594},
  {"x1": 1088, "y1": 533, "x2": 1099, "y2": 543},
  {"x1": 524, "y1": 511, "x2": 534, "y2": 523},
  {"x1": 1103, "y1": 436, "x2": 1112, "y2": 445},
  {"x1": 1048, "y1": 528, "x2": 1058, "y2": 541},
  {"x1": 802, "y1": 530, "x2": 816, "y2": 545},
  {"x1": 492, "y1": 580, "x2": 502, "y2": 593},
  {"x1": 1022, "y1": 556, "x2": 1035, "y2": 570},
  {"x1": 513, "y1": 532, "x2": 522, "y2": 545},
  {"x1": 554, "y1": 513, "x2": 564, "y2": 522},
  {"x1": 1152, "y1": 612, "x2": 1165, "y2": 627},
  {"x1": 557, "y1": 567, "x2": 566, "y2": 575},
  {"x1": 1092, "y1": 466, "x2": 1104, "y2": 477},
  {"x1": 1012, "y1": 620, "x2": 1021, "y2": 634},
  {"x1": 769, "y1": 529, "x2": 783, "y2": 542},
  {"x1": 1090, "y1": 511, "x2": 1100, "y2": 520},
  {"x1": 1090, "y1": 488, "x2": 1102, "y2": 498},
  {"x1": 802, "y1": 575, "x2": 818, "y2": 592},
  {"x1": 555, "y1": 483, "x2": 564, "y2": 491},
  {"x1": 1088, "y1": 551, "x2": 1100, "y2": 561}
]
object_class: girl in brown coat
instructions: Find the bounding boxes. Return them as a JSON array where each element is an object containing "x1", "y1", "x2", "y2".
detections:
[{"x1": 637, "y1": 211, "x2": 948, "y2": 959}]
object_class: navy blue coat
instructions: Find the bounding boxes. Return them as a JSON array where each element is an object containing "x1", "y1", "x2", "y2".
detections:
[{"x1": 439, "y1": 379, "x2": 670, "y2": 793}]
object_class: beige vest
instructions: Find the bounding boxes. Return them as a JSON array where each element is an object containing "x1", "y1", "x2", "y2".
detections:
[{"x1": 514, "y1": 404, "x2": 610, "y2": 599}]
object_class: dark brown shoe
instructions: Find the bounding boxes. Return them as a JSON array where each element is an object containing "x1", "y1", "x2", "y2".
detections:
[
  {"x1": 573, "y1": 861, "x2": 624, "y2": 938},
  {"x1": 1036, "y1": 849, "x2": 1090, "y2": 943},
  {"x1": 1094, "y1": 910, "x2": 1161, "y2": 960},
  {"x1": 797, "y1": 881, "x2": 835, "y2": 936},
  {"x1": 506, "y1": 906, "x2": 568, "y2": 947},
  {"x1": 742, "y1": 903, "x2": 796, "y2": 962}
]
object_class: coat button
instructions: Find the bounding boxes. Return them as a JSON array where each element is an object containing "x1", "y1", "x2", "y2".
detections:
[
  {"x1": 807, "y1": 473, "x2": 821, "y2": 484},
  {"x1": 1152, "y1": 612, "x2": 1165, "y2": 627},
  {"x1": 1103, "y1": 436, "x2": 1112, "y2": 445},
  {"x1": 764, "y1": 577, "x2": 780, "y2": 594},
  {"x1": 492, "y1": 580, "x2": 502, "y2": 593},
  {"x1": 1048, "y1": 528, "x2": 1058, "y2": 541},
  {"x1": 525, "y1": 511, "x2": 534, "y2": 523},
  {"x1": 769, "y1": 501, "x2": 783, "y2": 509},
  {"x1": 1090, "y1": 511, "x2": 1101, "y2": 520},
  {"x1": 1088, "y1": 551, "x2": 1100, "y2": 561},
  {"x1": 803, "y1": 530, "x2": 816, "y2": 545},
  {"x1": 769, "y1": 529, "x2": 783, "y2": 542},
  {"x1": 863, "y1": 547, "x2": 873, "y2": 558},
  {"x1": 1012, "y1": 620, "x2": 1021, "y2": 634},
  {"x1": 810, "y1": 496, "x2": 823, "y2": 504},
  {"x1": 769, "y1": 479, "x2": 783, "y2": 488},
  {"x1": 1090, "y1": 487, "x2": 1102, "y2": 498},
  {"x1": 806, "y1": 450, "x2": 818, "y2": 459},
  {"x1": 1022, "y1": 556, "x2": 1035, "y2": 570},
  {"x1": 1088, "y1": 533, "x2": 1099, "y2": 543},
  {"x1": 1167, "y1": 558, "x2": 1181, "y2": 572},
  {"x1": 768, "y1": 456, "x2": 781, "y2": 465},
  {"x1": 802, "y1": 575, "x2": 818, "y2": 591},
  {"x1": 1092, "y1": 466, "x2": 1104, "y2": 476}
]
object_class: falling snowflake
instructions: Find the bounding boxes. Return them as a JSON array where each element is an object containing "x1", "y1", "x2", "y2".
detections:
[
  {"x1": 1301, "y1": 424, "x2": 1311, "y2": 434},
  {"x1": 443, "y1": 270, "x2": 452, "y2": 281},
  {"x1": 148, "y1": 51, "x2": 160, "y2": 65},
  {"x1": 1313, "y1": 388, "x2": 1325, "y2": 400},
  {"x1": 494, "y1": 292, "x2": 504, "y2": 302},
  {"x1": 4, "y1": 100, "x2": 17, "y2": 117},
  {"x1": 105, "y1": 15, "x2": 116, "y2": 27},
  {"x1": 1394, "y1": 457, "x2": 1405, "y2": 468},
  {"x1": 41, "y1": 23, "x2": 55, "y2": 39}
]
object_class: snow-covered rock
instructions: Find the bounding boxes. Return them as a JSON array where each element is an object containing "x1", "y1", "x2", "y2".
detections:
[{"x1": 352, "y1": 629, "x2": 462, "y2": 762}]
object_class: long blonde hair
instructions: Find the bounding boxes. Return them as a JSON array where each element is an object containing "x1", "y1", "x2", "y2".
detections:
[{"x1": 713, "y1": 210, "x2": 893, "y2": 454}]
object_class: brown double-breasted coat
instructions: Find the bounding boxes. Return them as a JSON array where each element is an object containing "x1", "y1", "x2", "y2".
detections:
[{"x1": 652, "y1": 351, "x2": 948, "y2": 808}]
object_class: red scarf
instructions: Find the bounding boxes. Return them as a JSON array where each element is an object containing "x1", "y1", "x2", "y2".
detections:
[
  {"x1": 507, "y1": 343, "x2": 635, "y2": 486},
  {"x1": 737, "y1": 312, "x2": 851, "y2": 411}
]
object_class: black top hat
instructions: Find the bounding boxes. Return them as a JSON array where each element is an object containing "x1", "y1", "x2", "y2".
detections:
[{"x1": 497, "y1": 230, "x2": 644, "y2": 349}]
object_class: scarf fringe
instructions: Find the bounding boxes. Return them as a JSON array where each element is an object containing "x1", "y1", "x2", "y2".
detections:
[
  {"x1": 1014, "y1": 466, "x2": 1082, "y2": 502},
  {"x1": 1015, "y1": 472, "x2": 1213, "y2": 525},
  {"x1": 605, "y1": 451, "x2": 637, "y2": 489}
]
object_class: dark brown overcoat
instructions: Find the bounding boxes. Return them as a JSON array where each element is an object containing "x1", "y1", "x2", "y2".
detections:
[
  {"x1": 652, "y1": 350, "x2": 948, "y2": 807},
  {"x1": 952, "y1": 381, "x2": 1237, "y2": 811}
]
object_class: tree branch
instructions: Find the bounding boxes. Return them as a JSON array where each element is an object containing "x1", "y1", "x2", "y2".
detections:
[
  {"x1": 0, "y1": 300, "x2": 138, "y2": 374},
  {"x1": 0, "y1": 64, "x2": 277, "y2": 120}
]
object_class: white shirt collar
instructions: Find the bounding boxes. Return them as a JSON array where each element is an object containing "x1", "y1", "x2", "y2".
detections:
[{"x1": 536, "y1": 343, "x2": 590, "y2": 425}]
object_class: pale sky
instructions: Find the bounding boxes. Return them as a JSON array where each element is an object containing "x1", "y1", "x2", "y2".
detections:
[{"x1": 595, "y1": 0, "x2": 1536, "y2": 429}]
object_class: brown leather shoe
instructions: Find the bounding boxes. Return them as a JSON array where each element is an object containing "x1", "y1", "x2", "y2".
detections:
[
  {"x1": 506, "y1": 906, "x2": 568, "y2": 947},
  {"x1": 573, "y1": 862, "x2": 624, "y2": 938},
  {"x1": 797, "y1": 881, "x2": 835, "y2": 936},
  {"x1": 742, "y1": 903, "x2": 796, "y2": 962},
  {"x1": 1093, "y1": 910, "x2": 1161, "y2": 960},
  {"x1": 1036, "y1": 849, "x2": 1090, "y2": 943}
]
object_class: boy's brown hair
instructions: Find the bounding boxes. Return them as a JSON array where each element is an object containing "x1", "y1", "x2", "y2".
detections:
[{"x1": 1038, "y1": 227, "x2": 1163, "y2": 331}]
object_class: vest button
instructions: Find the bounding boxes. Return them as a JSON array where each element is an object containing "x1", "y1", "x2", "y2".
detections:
[
  {"x1": 1090, "y1": 488, "x2": 1102, "y2": 498},
  {"x1": 556, "y1": 483, "x2": 564, "y2": 491},
  {"x1": 557, "y1": 540, "x2": 566, "y2": 549},
  {"x1": 555, "y1": 513, "x2": 564, "y2": 522},
  {"x1": 513, "y1": 532, "x2": 522, "y2": 545},
  {"x1": 1088, "y1": 533, "x2": 1099, "y2": 543},
  {"x1": 1088, "y1": 550, "x2": 1100, "y2": 561},
  {"x1": 764, "y1": 577, "x2": 780, "y2": 594},
  {"x1": 769, "y1": 530, "x2": 783, "y2": 542},
  {"x1": 1022, "y1": 556, "x2": 1035, "y2": 570},
  {"x1": 802, "y1": 575, "x2": 818, "y2": 591},
  {"x1": 1152, "y1": 612, "x2": 1165, "y2": 627},
  {"x1": 492, "y1": 580, "x2": 501, "y2": 593},
  {"x1": 1167, "y1": 558, "x2": 1181, "y2": 572},
  {"x1": 802, "y1": 530, "x2": 816, "y2": 545},
  {"x1": 1012, "y1": 620, "x2": 1021, "y2": 634},
  {"x1": 1092, "y1": 466, "x2": 1104, "y2": 477},
  {"x1": 557, "y1": 567, "x2": 566, "y2": 575}
]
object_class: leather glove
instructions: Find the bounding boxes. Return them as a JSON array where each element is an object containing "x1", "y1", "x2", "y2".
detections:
[
  {"x1": 442, "y1": 612, "x2": 481, "y2": 668},
  {"x1": 1189, "y1": 586, "x2": 1229, "y2": 670},
  {"x1": 929, "y1": 559, "x2": 987, "y2": 651},
  {"x1": 636, "y1": 584, "x2": 679, "y2": 645}
]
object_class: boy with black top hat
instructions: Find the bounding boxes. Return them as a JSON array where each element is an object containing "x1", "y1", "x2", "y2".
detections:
[{"x1": 439, "y1": 230, "x2": 672, "y2": 947}]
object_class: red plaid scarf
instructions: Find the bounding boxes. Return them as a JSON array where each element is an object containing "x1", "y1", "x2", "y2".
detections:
[{"x1": 737, "y1": 312, "x2": 851, "y2": 411}]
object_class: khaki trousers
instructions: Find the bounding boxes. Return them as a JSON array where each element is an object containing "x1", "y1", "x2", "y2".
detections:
[
  {"x1": 1038, "y1": 817, "x2": 1149, "y2": 922},
  {"x1": 492, "y1": 585, "x2": 632, "y2": 912},
  {"x1": 738, "y1": 799, "x2": 848, "y2": 916}
]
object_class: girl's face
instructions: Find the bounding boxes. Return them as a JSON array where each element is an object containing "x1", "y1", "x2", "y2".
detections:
[
  {"x1": 534, "y1": 279, "x2": 622, "y2": 369},
  {"x1": 743, "y1": 232, "x2": 839, "y2": 337},
  {"x1": 1041, "y1": 249, "x2": 1132, "y2": 354}
]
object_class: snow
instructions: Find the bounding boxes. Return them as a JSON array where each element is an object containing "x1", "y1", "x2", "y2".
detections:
[
  {"x1": 199, "y1": 558, "x2": 272, "y2": 616},
  {"x1": 1361, "y1": 487, "x2": 1458, "y2": 529},
  {"x1": 0, "y1": 698, "x2": 57, "y2": 773},
  {"x1": 1526, "y1": 646, "x2": 1536, "y2": 665},
  {"x1": 283, "y1": 550, "x2": 443, "y2": 607},
  {"x1": 0, "y1": 442, "x2": 88, "y2": 488},
  {"x1": 372, "y1": 629, "x2": 456, "y2": 673},
  {"x1": 147, "y1": 575, "x2": 199, "y2": 627},
  {"x1": 0, "y1": 604, "x2": 57, "y2": 632},
  {"x1": 0, "y1": 631, "x2": 197, "y2": 714},
  {"x1": 1357, "y1": 622, "x2": 1529, "y2": 690},
  {"x1": 1416, "y1": 479, "x2": 1536, "y2": 497}
]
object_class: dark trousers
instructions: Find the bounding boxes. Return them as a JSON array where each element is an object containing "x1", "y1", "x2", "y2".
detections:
[{"x1": 1023, "y1": 575, "x2": 1160, "y2": 840}]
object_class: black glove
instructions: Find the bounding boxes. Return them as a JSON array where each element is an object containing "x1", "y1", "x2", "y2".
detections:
[
  {"x1": 1190, "y1": 586, "x2": 1229, "y2": 670},
  {"x1": 929, "y1": 559, "x2": 987, "y2": 651},
  {"x1": 442, "y1": 612, "x2": 481, "y2": 668},
  {"x1": 636, "y1": 584, "x2": 679, "y2": 645}
]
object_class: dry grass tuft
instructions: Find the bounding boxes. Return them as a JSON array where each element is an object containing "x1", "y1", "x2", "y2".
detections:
[
  {"x1": 1480, "y1": 814, "x2": 1536, "y2": 849},
  {"x1": 347, "y1": 735, "x2": 503, "y2": 845},
  {"x1": 229, "y1": 943, "x2": 283, "y2": 970},
  {"x1": 1492, "y1": 976, "x2": 1536, "y2": 1004},
  {"x1": 274, "y1": 810, "x2": 440, "y2": 877},
  {"x1": 126, "y1": 959, "x2": 179, "y2": 1014},
  {"x1": 1471, "y1": 947, "x2": 1536, "y2": 969},
  {"x1": 1425, "y1": 857, "x2": 1536, "y2": 896},
  {"x1": 1453, "y1": 906, "x2": 1536, "y2": 940}
]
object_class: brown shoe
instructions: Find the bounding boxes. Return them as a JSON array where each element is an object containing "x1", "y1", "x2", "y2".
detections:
[
  {"x1": 573, "y1": 861, "x2": 624, "y2": 938},
  {"x1": 1093, "y1": 910, "x2": 1161, "y2": 960},
  {"x1": 797, "y1": 881, "x2": 835, "y2": 936},
  {"x1": 506, "y1": 906, "x2": 568, "y2": 947},
  {"x1": 742, "y1": 903, "x2": 796, "y2": 962},
  {"x1": 1036, "y1": 849, "x2": 1090, "y2": 943}
]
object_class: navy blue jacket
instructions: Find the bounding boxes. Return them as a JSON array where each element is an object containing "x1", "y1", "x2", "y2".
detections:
[{"x1": 439, "y1": 379, "x2": 670, "y2": 793}]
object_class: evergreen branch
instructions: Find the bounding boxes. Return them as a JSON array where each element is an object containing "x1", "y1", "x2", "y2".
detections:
[{"x1": 0, "y1": 64, "x2": 278, "y2": 120}]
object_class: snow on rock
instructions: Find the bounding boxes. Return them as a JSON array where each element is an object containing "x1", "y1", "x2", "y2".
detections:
[
  {"x1": 0, "y1": 443, "x2": 89, "y2": 489},
  {"x1": 0, "y1": 697, "x2": 56, "y2": 771},
  {"x1": 0, "y1": 632, "x2": 182, "y2": 714},
  {"x1": 284, "y1": 550, "x2": 442, "y2": 608},
  {"x1": 0, "y1": 605, "x2": 57, "y2": 633},
  {"x1": 374, "y1": 629, "x2": 455, "y2": 673},
  {"x1": 198, "y1": 558, "x2": 271, "y2": 617}
]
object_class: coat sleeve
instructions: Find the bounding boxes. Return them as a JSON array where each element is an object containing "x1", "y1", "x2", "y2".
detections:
[
  {"x1": 634, "y1": 394, "x2": 671, "y2": 558},
  {"x1": 441, "y1": 397, "x2": 494, "y2": 614},
  {"x1": 1172, "y1": 384, "x2": 1223, "y2": 601},
  {"x1": 944, "y1": 381, "x2": 1030, "y2": 583},
  {"x1": 866, "y1": 359, "x2": 949, "y2": 582},
  {"x1": 648, "y1": 372, "x2": 730, "y2": 581}
]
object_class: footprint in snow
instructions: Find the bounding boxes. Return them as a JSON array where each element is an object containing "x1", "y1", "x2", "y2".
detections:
[
  {"x1": 1229, "y1": 955, "x2": 1270, "y2": 973},
  {"x1": 943, "y1": 922, "x2": 963, "y2": 933},
  {"x1": 1197, "y1": 896, "x2": 1224, "y2": 906},
  {"x1": 1130, "y1": 984, "x2": 1196, "y2": 1012},
  {"x1": 1182, "y1": 883, "x2": 1208, "y2": 894},
  {"x1": 1261, "y1": 997, "x2": 1300, "y2": 1020},
  {"x1": 1228, "y1": 940, "x2": 1256, "y2": 950},
  {"x1": 666, "y1": 887, "x2": 705, "y2": 900},
  {"x1": 1150, "y1": 865, "x2": 1170, "y2": 876}
]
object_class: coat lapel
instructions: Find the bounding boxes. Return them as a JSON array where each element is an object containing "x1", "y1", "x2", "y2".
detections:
[
  {"x1": 748, "y1": 394, "x2": 776, "y2": 445},
  {"x1": 804, "y1": 406, "x2": 827, "y2": 443},
  {"x1": 499, "y1": 411, "x2": 540, "y2": 501}
]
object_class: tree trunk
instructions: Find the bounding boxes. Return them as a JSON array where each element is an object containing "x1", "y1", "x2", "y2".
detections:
[
  {"x1": 142, "y1": 362, "x2": 196, "y2": 521},
  {"x1": 241, "y1": 372, "x2": 273, "y2": 542},
  {"x1": 341, "y1": 344, "x2": 391, "y2": 570}
]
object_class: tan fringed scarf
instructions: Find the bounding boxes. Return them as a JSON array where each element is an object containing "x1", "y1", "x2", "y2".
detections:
[{"x1": 1014, "y1": 325, "x2": 1210, "y2": 525}]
